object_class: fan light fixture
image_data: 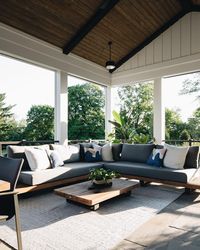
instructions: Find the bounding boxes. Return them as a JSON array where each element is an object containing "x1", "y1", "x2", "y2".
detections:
[{"x1": 105, "y1": 41, "x2": 115, "y2": 70}]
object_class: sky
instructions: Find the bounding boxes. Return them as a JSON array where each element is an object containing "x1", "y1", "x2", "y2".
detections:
[
  {"x1": 0, "y1": 54, "x2": 199, "y2": 122},
  {"x1": 0, "y1": 55, "x2": 55, "y2": 121}
]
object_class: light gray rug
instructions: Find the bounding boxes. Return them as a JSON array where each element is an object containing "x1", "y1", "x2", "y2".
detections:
[{"x1": 0, "y1": 183, "x2": 184, "y2": 250}]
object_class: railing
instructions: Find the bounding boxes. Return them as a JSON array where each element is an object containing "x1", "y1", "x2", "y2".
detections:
[
  {"x1": 68, "y1": 139, "x2": 106, "y2": 145},
  {"x1": 0, "y1": 140, "x2": 59, "y2": 156},
  {"x1": 163, "y1": 139, "x2": 200, "y2": 146}
]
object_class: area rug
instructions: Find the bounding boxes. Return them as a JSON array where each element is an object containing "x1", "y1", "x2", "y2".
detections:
[{"x1": 0, "y1": 183, "x2": 184, "y2": 250}]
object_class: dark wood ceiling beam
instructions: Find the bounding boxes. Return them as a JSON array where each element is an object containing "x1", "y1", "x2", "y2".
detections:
[
  {"x1": 192, "y1": 5, "x2": 200, "y2": 12},
  {"x1": 63, "y1": 0, "x2": 119, "y2": 54},
  {"x1": 179, "y1": 0, "x2": 193, "y2": 12}
]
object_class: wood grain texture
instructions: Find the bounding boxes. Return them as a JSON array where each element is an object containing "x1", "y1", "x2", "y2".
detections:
[
  {"x1": 0, "y1": 180, "x2": 10, "y2": 192},
  {"x1": 122, "y1": 174, "x2": 200, "y2": 190},
  {"x1": 0, "y1": 0, "x2": 182, "y2": 68},
  {"x1": 55, "y1": 179, "x2": 139, "y2": 206}
]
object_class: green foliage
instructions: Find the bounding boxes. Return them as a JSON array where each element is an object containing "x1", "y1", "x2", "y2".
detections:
[
  {"x1": 68, "y1": 83, "x2": 105, "y2": 140},
  {"x1": 108, "y1": 110, "x2": 135, "y2": 143},
  {"x1": 133, "y1": 133, "x2": 150, "y2": 144},
  {"x1": 89, "y1": 168, "x2": 119, "y2": 181},
  {"x1": 187, "y1": 107, "x2": 200, "y2": 139},
  {"x1": 0, "y1": 93, "x2": 16, "y2": 140},
  {"x1": 118, "y1": 83, "x2": 153, "y2": 137},
  {"x1": 165, "y1": 108, "x2": 187, "y2": 140},
  {"x1": 179, "y1": 129, "x2": 190, "y2": 141},
  {"x1": 23, "y1": 105, "x2": 54, "y2": 141},
  {"x1": 109, "y1": 83, "x2": 153, "y2": 143}
]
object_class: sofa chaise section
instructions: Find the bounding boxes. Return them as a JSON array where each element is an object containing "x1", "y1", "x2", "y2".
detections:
[
  {"x1": 104, "y1": 161, "x2": 198, "y2": 183},
  {"x1": 19, "y1": 162, "x2": 103, "y2": 185}
]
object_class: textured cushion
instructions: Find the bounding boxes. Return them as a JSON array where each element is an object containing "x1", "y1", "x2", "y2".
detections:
[
  {"x1": 25, "y1": 148, "x2": 51, "y2": 171},
  {"x1": 79, "y1": 143, "x2": 93, "y2": 161},
  {"x1": 184, "y1": 146, "x2": 199, "y2": 169},
  {"x1": 104, "y1": 161, "x2": 197, "y2": 183},
  {"x1": 46, "y1": 150, "x2": 64, "y2": 168},
  {"x1": 121, "y1": 144, "x2": 155, "y2": 163},
  {"x1": 84, "y1": 146, "x2": 102, "y2": 162},
  {"x1": 7, "y1": 145, "x2": 30, "y2": 171},
  {"x1": 101, "y1": 143, "x2": 114, "y2": 162},
  {"x1": 19, "y1": 162, "x2": 103, "y2": 185},
  {"x1": 7, "y1": 145, "x2": 50, "y2": 171},
  {"x1": 112, "y1": 144, "x2": 122, "y2": 161},
  {"x1": 164, "y1": 144, "x2": 189, "y2": 169},
  {"x1": 147, "y1": 148, "x2": 167, "y2": 167},
  {"x1": 50, "y1": 144, "x2": 80, "y2": 163}
]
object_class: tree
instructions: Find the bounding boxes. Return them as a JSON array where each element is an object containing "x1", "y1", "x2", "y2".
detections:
[
  {"x1": 179, "y1": 129, "x2": 190, "y2": 141},
  {"x1": 117, "y1": 83, "x2": 153, "y2": 138},
  {"x1": 0, "y1": 93, "x2": 15, "y2": 140},
  {"x1": 187, "y1": 107, "x2": 200, "y2": 139},
  {"x1": 180, "y1": 73, "x2": 200, "y2": 100},
  {"x1": 165, "y1": 108, "x2": 187, "y2": 140},
  {"x1": 68, "y1": 83, "x2": 105, "y2": 140},
  {"x1": 24, "y1": 105, "x2": 54, "y2": 141}
]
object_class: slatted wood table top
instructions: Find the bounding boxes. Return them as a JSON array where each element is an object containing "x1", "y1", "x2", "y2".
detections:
[
  {"x1": 54, "y1": 179, "x2": 139, "y2": 210},
  {"x1": 0, "y1": 180, "x2": 10, "y2": 192}
]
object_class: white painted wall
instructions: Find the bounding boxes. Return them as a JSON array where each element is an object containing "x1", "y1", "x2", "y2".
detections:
[{"x1": 112, "y1": 12, "x2": 200, "y2": 85}]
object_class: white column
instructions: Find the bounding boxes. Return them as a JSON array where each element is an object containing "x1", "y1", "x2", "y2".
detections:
[
  {"x1": 105, "y1": 85, "x2": 112, "y2": 138},
  {"x1": 54, "y1": 71, "x2": 68, "y2": 144},
  {"x1": 153, "y1": 78, "x2": 165, "y2": 144}
]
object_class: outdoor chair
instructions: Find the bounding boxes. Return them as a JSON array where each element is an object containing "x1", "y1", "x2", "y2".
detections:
[{"x1": 0, "y1": 156, "x2": 24, "y2": 250}]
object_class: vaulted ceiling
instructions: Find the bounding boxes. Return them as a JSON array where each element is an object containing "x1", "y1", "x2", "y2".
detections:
[{"x1": 0, "y1": 0, "x2": 200, "y2": 72}]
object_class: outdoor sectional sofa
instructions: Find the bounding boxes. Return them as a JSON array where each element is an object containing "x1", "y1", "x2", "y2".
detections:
[{"x1": 7, "y1": 143, "x2": 200, "y2": 194}]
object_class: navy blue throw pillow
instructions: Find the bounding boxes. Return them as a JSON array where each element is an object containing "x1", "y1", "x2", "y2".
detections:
[
  {"x1": 84, "y1": 147, "x2": 102, "y2": 162},
  {"x1": 147, "y1": 148, "x2": 166, "y2": 167}
]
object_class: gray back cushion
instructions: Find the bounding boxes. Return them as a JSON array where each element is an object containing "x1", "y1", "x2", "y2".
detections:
[
  {"x1": 7, "y1": 145, "x2": 30, "y2": 171},
  {"x1": 156, "y1": 144, "x2": 199, "y2": 169},
  {"x1": 112, "y1": 144, "x2": 122, "y2": 161},
  {"x1": 184, "y1": 146, "x2": 199, "y2": 169},
  {"x1": 121, "y1": 144, "x2": 155, "y2": 163}
]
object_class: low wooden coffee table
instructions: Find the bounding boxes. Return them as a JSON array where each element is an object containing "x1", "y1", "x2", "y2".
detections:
[{"x1": 54, "y1": 178, "x2": 139, "y2": 210}]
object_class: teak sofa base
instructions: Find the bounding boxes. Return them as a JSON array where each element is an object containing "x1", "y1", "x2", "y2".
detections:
[
  {"x1": 122, "y1": 174, "x2": 200, "y2": 190},
  {"x1": 16, "y1": 174, "x2": 200, "y2": 195}
]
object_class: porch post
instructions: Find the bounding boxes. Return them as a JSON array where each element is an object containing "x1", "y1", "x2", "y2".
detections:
[
  {"x1": 153, "y1": 77, "x2": 165, "y2": 144},
  {"x1": 54, "y1": 71, "x2": 68, "y2": 144},
  {"x1": 105, "y1": 85, "x2": 112, "y2": 138}
]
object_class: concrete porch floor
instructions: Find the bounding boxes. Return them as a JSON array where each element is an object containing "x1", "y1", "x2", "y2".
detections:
[
  {"x1": 1, "y1": 187, "x2": 200, "y2": 250},
  {"x1": 113, "y1": 188, "x2": 200, "y2": 250}
]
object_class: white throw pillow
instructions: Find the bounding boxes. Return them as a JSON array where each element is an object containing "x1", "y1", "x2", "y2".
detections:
[
  {"x1": 92, "y1": 143, "x2": 114, "y2": 161},
  {"x1": 51, "y1": 144, "x2": 80, "y2": 162},
  {"x1": 46, "y1": 149, "x2": 64, "y2": 168},
  {"x1": 25, "y1": 148, "x2": 51, "y2": 171},
  {"x1": 101, "y1": 143, "x2": 114, "y2": 162},
  {"x1": 163, "y1": 144, "x2": 189, "y2": 169}
]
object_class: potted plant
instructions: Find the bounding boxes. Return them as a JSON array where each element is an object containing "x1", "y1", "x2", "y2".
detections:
[{"x1": 89, "y1": 168, "x2": 120, "y2": 187}]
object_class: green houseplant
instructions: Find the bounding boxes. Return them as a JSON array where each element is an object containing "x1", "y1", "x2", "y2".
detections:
[{"x1": 89, "y1": 168, "x2": 120, "y2": 187}]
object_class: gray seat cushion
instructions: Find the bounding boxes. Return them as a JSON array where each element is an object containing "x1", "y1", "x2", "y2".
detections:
[
  {"x1": 19, "y1": 162, "x2": 103, "y2": 185},
  {"x1": 104, "y1": 161, "x2": 197, "y2": 183},
  {"x1": 121, "y1": 144, "x2": 155, "y2": 163}
]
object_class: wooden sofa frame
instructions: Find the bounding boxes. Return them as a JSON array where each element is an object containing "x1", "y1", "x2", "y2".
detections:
[{"x1": 16, "y1": 172, "x2": 200, "y2": 195}]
